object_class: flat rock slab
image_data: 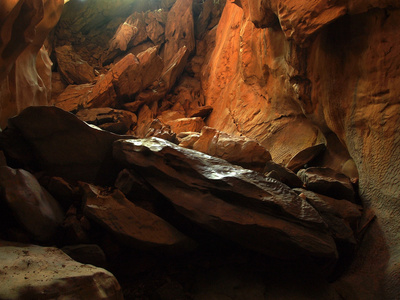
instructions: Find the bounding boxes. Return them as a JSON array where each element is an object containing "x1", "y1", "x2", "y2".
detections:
[
  {"x1": 297, "y1": 167, "x2": 356, "y2": 202},
  {"x1": 0, "y1": 166, "x2": 64, "y2": 241},
  {"x1": 286, "y1": 144, "x2": 326, "y2": 172},
  {"x1": 113, "y1": 137, "x2": 338, "y2": 261},
  {"x1": 82, "y1": 183, "x2": 195, "y2": 252},
  {"x1": 264, "y1": 161, "x2": 303, "y2": 188},
  {"x1": 0, "y1": 242, "x2": 122, "y2": 300}
]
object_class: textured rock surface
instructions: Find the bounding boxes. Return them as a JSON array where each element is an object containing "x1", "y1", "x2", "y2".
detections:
[
  {"x1": 0, "y1": 167, "x2": 64, "y2": 241},
  {"x1": 0, "y1": 242, "x2": 123, "y2": 299},
  {"x1": 55, "y1": 45, "x2": 96, "y2": 84},
  {"x1": 82, "y1": 183, "x2": 195, "y2": 252},
  {"x1": 114, "y1": 137, "x2": 337, "y2": 261},
  {"x1": 191, "y1": 126, "x2": 272, "y2": 172},
  {"x1": 0, "y1": 0, "x2": 64, "y2": 129},
  {"x1": 298, "y1": 167, "x2": 355, "y2": 202}
]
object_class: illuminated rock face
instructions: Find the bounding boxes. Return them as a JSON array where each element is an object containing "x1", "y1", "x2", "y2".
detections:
[
  {"x1": 201, "y1": 0, "x2": 400, "y2": 297},
  {"x1": 0, "y1": 0, "x2": 64, "y2": 129}
]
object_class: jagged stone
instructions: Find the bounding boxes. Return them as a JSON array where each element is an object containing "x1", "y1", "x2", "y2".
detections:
[
  {"x1": 82, "y1": 183, "x2": 196, "y2": 252},
  {"x1": 286, "y1": 144, "x2": 326, "y2": 172},
  {"x1": 55, "y1": 45, "x2": 96, "y2": 84},
  {"x1": 297, "y1": 167, "x2": 356, "y2": 202},
  {"x1": 166, "y1": 117, "x2": 205, "y2": 134},
  {"x1": 0, "y1": 242, "x2": 122, "y2": 299},
  {"x1": 188, "y1": 105, "x2": 213, "y2": 118},
  {"x1": 264, "y1": 161, "x2": 303, "y2": 188},
  {"x1": 2, "y1": 106, "x2": 130, "y2": 184},
  {"x1": 0, "y1": 166, "x2": 64, "y2": 241},
  {"x1": 76, "y1": 107, "x2": 137, "y2": 135},
  {"x1": 113, "y1": 137, "x2": 338, "y2": 261},
  {"x1": 294, "y1": 189, "x2": 362, "y2": 243},
  {"x1": 192, "y1": 126, "x2": 271, "y2": 172},
  {"x1": 164, "y1": 0, "x2": 195, "y2": 65}
]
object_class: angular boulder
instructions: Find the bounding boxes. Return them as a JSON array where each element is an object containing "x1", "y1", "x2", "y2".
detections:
[
  {"x1": 2, "y1": 106, "x2": 130, "y2": 184},
  {"x1": 192, "y1": 126, "x2": 272, "y2": 172},
  {"x1": 264, "y1": 161, "x2": 303, "y2": 188},
  {"x1": 0, "y1": 166, "x2": 64, "y2": 241},
  {"x1": 286, "y1": 144, "x2": 326, "y2": 172},
  {"x1": 55, "y1": 45, "x2": 96, "y2": 85},
  {"x1": 0, "y1": 242, "x2": 122, "y2": 299},
  {"x1": 297, "y1": 167, "x2": 356, "y2": 202},
  {"x1": 82, "y1": 183, "x2": 195, "y2": 252},
  {"x1": 113, "y1": 137, "x2": 338, "y2": 261},
  {"x1": 294, "y1": 189, "x2": 362, "y2": 243}
]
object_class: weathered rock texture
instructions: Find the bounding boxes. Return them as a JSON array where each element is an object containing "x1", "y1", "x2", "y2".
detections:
[
  {"x1": 0, "y1": 0, "x2": 64, "y2": 129},
  {"x1": 114, "y1": 137, "x2": 338, "y2": 261},
  {"x1": 0, "y1": 242, "x2": 123, "y2": 299}
]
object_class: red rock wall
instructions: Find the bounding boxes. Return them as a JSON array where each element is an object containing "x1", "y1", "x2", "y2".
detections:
[
  {"x1": 201, "y1": 0, "x2": 400, "y2": 297},
  {"x1": 0, "y1": 0, "x2": 64, "y2": 129}
]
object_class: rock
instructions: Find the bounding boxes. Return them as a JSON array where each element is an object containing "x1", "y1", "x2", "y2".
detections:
[
  {"x1": 0, "y1": 150, "x2": 6, "y2": 166},
  {"x1": 0, "y1": 166, "x2": 64, "y2": 241},
  {"x1": 192, "y1": 126, "x2": 271, "y2": 172},
  {"x1": 178, "y1": 132, "x2": 200, "y2": 148},
  {"x1": 115, "y1": 169, "x2": 157, "y2": 201},
  {"x1": 166, "y1": 117, "x2": 205, "y2": 134},
  {"x1": 264, "y1": 161, "x2": 303, "y2": 188},
  {"x1": 145, "y1": 10, "x2": 166, "y2": 45},
  {"x1": 163, "y1": 0, "x2": 195, "y2": 65},
  {"x1": 297, "y1": 168, "x2": 356, "y2": 202},
  {"x1": 201, "y1": 1, "x2": 326, "y2": 165},
  {"x1": 55, "y1": 45, "x2": 96, "y2": 84},
  {"x1": 136, "y1": 105, "x2": 154, "y2": 138},
  {"x1": 61, "y1": 244, "x2": 107, "y2": 268},
  {"x1": 43, "y1": 176, "x2": 78, "y2": 211},
  {"x1": 161, "y1": 46, "x2": 191, "y2": 92},
  {"x1": 76, "y1": 107, "x2": 137, "y2": 135},
  {"x1": 145, "y1": 119, "x2": 177, "y2": 143},
  {"x1": 82, "y1": 183, "x2": 195, "y2": 252},
  {"x1": 103, "y1": 12, "x2": 148, "y2": 65},
  {"x1": 54, "y1": 83, "x2": 96, "y2": 112},
  {"x1": 136, "y1": 46, "x2": 164, "y2": 91},
  {"x1": 2, "y1": 106, "x2": 130, "y2": 184},
  {"x1": 286, "y1": 144, "x2": 326, "y2": 172},
  {"x1": 294, "y1": 189, "x2": 362, "y2": 243},
  {"x1": 0, "y1": 0, "x2": 64, "y2": 128},
  {"x1": 0, "y1": 242, "x2": 123, "y2": 299},
  {"x1": 113, "y1": 137, "x2": 338, "y2": 261},
  {"x1": 188, "y1": 105, "x2": 213, "y2": 118},
  {"x1": 51, "y1": 71, "x2": 68, "y2": 100}
]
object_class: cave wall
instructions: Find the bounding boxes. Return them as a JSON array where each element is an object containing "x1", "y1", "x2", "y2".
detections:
[
  {"x1": 201, "y1": 0, "x2": 400, "y2": 298},
  {"x1": 0, "y1": 0, "x2": 64, "y2": 129},
  {"x1": 0, "y1": 0, "x2": 399, "y2": 298}
]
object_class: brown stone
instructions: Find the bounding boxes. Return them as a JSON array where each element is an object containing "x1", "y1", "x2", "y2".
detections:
[
  {"x1": 113, "y1": 137, "x2": 338, "y2": 261},
  {"x1": 167, "y1": 117, "x2": 205, "y2": 134},
  {"x1": 0, "y1": 166, "x2": 64, "y2": 241},
  {"x1": 2, "y1": 106, "x2": 130, "y2": 184},
  {"x1": 82, "y1": 183, "x2": 195, "y2": 252},
  {"x1": 55, "y1": 45, "x2": 96, "y2": 84},
  {"x1": 297, "y1": 167, "x2": 356, "y2": 202},
  {"x1": 264, "y1": 161, "x2": 303, "y2": 188},
  {"x1": 163, "y1": 0, "x2": 195, "y2": 65},
  {"x1": 192, "y1": 126, "x2": 271, "y2": 172},
  {"x1": 0, "y1": 243, "x2": 123, "y2": 299},
  {"x1": 61, "y1": 244, "x2": 107, "y2": 268},
  {"x1": 76, "y1": 107, "x2": 137, "y2": 135},
  {"x1": 286, "y1": 144, "x2": 326, "y2": 172}
]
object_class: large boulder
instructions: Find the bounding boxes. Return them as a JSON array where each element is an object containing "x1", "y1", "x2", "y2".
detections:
[
  {"x1": 113, "y1": 137, "x2": 338, "y2": 262},
  {"x1": 0, "y1": 106, "x2": 130, "y2": 184},
  {"x1": 0, "y1": 166, "x2": 64, "y2": 241},
  {"x1": 82, "y1": 183, "x2": 195, "y2": 252},
  {"x1": 0, "y1": 242, "x2": 123, "y2": 299}
]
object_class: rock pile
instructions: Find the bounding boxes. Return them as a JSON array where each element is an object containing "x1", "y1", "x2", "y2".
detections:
[{"x1": 0, "y1": 106, "x2": 365, "y2": 298}]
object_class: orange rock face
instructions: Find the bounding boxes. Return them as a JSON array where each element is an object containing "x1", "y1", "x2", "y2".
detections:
[{"x1": 0, "y1": 0, "x2": 64, "y2": 129}]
